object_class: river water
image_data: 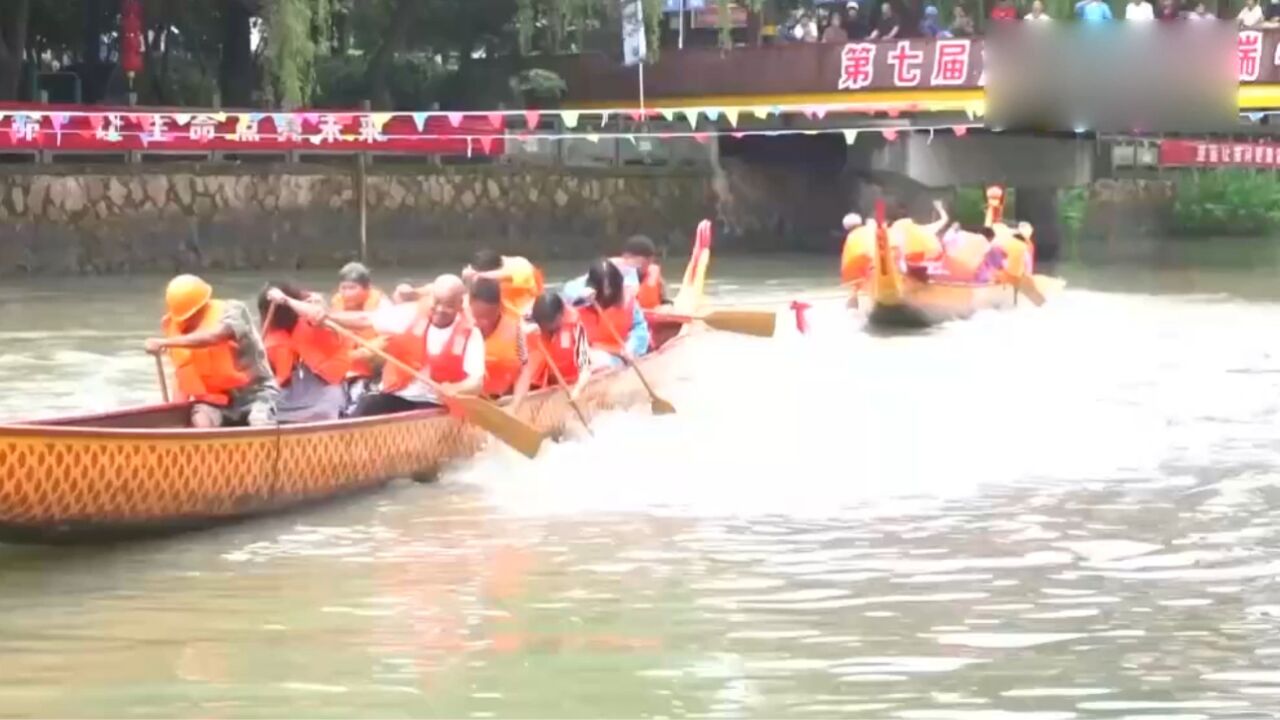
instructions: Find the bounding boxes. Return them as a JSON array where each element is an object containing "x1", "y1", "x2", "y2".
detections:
[{"x1": 3, "y1": 241, "x2": 1280, "y2": 718}]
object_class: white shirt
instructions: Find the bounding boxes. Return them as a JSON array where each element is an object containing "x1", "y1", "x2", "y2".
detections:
[
  {"x1": 371, "y1": 305, "x2": 485, "y2": 403},
  {"x1": 1024, "y1": 10, "x2": 1052, "y2": 19},
  {"x1": 1125, "y1": 1, "x2": 1154, "y2": 19},
  {"x1": 1239, "y1": 4, "x2": 1264, "y2": 24}
]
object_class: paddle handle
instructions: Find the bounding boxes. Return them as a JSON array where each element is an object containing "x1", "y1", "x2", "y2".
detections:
[
  {"x1": 591, "y1": 300, "x2": 662, "y2": 399},
  {"x1": 261, "y1": 300, "x2": 278, "y2": 333},
  {"x1": 321, "y1": 318, "x2": 458, "y2": 404},
  {"x1": 154, "y1": 353, "x2": 170, "y2": 404},
  {"x1": 535, "y1": 334, "x2": 593, "y2": 435}
]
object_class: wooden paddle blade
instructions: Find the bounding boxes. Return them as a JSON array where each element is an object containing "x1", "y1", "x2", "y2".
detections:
[
  {"x1": 452, "y1": 396, "x2": 544, "y2": 459},
  {"x1": 650, "y1": 396, "x2": 677, "y2": 415},
  {"x1": 703, "y1": 309, "x2": 777, "y2": 337},
  {"x1": 1015, "y1": 275, "x2": 1046, "y2": 307}
]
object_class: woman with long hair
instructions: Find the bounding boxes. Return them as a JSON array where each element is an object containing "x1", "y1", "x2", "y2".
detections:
[{"x1": 561, "y1": 257, "x2": 651, "y2": 369}]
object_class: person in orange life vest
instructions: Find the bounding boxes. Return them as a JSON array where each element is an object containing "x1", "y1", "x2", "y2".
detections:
[
  {"x1": 331, "y1": 262, "x2": 390, "y2": 410},
  {"x1": 259, "y1": 282, "x2": 353, "y2": 424},
  {"x1": 468, "y1": 278, "x2": 529, "y2": 399},
  {"x1": 312, "y1": 274, "x2": 485, "y2": 417},
  {"x1": 461, "y1": 249, "x2": 545, "y2": 319},
  {"x1": 562, "y1": 259, "x2": 649, "y2": 369},
  {"x1": 510, "y1": 290, "x2": 592, "y2": 414},
  {"x1": 144, "y1": 274, "x2": 279, "y2": 428},
  {"x1": 613, "y1": 235, "x2": 669, "y2": 309}
]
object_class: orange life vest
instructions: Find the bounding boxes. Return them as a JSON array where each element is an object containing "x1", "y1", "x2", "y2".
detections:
[
  {"x1": 498, "y1": 256, "x2": 545, "y2": 318},
  {"x1": 636, "y1": 264, "x2": 665, "y2": 309},
  {"x1": 532, "y1": 309, "x2": 584, "y2": 387},
  {"x1": 264, "y1": 319, "x2": 352, "y2": 388},
  {"x1": 330, "y1": 287, "x2": 385, "y2": 379},
  {"x1": 162, "y1": 299, "x2": 251, "y2": 407},
  {"x1": 840, "y1": 226, "x2": 875, "y2": 285},
  {"x1": 579, "y1": 297, "x2": 635, "y2": 356},
  {"x1": 380, "y1": 309, "x2": 475, "y2": 393},
  {"x1": 482, "y1": 313, "x2": 524, "y2": 398}
]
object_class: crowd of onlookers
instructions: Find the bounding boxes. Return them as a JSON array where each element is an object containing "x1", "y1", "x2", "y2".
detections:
[{"x1": 780, "y1": 0, "x2": 1280, "y2": 41}]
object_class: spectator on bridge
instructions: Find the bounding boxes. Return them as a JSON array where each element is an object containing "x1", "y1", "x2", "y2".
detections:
[
  {"x1": 844, "y1": 1, "x2": 871, "y2": 38},
  {"x1": 822, "y1": 11, "x2": 850, "y2": 41},
  {"x1": 991, "y1": 0, "x2": 1020, "y2": 22},
  {"x1": 918, "y1": 6, "x2": 946, "y2": 35},
  {"x1": 1239, "y1": 0, "x2": 1265, "y2": 26},
  {"x1": 1126, "y1": 0, "x2": 1156, "y2": 20},
  {"x1": 1078, "y1": 0, "x2": 1115, "y2": 21},
  {"x1": 1155, "y1": 0, "x2": 1182, "y2": 20},
  {"x1": 868, "y1": 2, "x2": 902, "y2": 38},
  {"x1": 1025, "y1": 1, "x2": 1053, "y2": 19},
  {"x1": 1186, "y1": 1, "x2": 1215, "y2": 17},
  {"x1": 949, "y1": 4, "x2": 978, "y2": 34}
]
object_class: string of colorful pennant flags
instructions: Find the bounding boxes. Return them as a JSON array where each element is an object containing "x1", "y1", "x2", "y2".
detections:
[{"x1": 0, "y1": 102, "x2": 988, "y2": 155}]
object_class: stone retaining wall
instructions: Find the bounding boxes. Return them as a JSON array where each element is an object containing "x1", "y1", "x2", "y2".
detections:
[{"x1": 0, "y1": 163, "x2": 714, "y2": 275}]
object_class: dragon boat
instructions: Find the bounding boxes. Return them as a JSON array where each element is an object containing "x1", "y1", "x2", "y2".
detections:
[{"x1": 0, "y1": 224, "x2": 719, "y2": 544}]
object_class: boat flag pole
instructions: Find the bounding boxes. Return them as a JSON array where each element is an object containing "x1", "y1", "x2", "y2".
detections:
[{"x1": 154, "y1": 354, "x2": 170, "y2": 404}]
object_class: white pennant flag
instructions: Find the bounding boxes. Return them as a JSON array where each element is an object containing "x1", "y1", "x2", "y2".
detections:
[{"x1": 842, "y1": 129, "x2": 859, "y2": 145}]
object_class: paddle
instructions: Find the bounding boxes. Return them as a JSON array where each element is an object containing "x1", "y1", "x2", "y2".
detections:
[
  {"x1": 535, "y1": 334, "x2": 593, "y2": 437},
  {"x1": 644, "y1": 308, "x2": 776, "y2": 338},
  {"x1": 1014, "y1": 275, "x2": 1046, "y2": 306},
  {"x1": 322, "y1": 320, "x2": 545, "y2": 460},
  {"x1": 591, "y1": 300, "x2": 676, "y2": 416},
  {"x1": 154, "y1": 354, "x2": 170, "y2": 403}
]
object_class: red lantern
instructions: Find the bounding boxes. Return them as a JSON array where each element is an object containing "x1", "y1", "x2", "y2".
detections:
[{"x1": 120, "y1": 0, "x2": 144, "y2": 84}]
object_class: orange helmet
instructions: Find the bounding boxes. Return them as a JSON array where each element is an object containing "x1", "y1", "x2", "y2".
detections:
[{"x1": 165, "y1": 274, "x2": 212, "y2": 322}]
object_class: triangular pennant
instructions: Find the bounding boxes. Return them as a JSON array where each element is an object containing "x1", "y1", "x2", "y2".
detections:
[
  {"x1": 814, "y1": 107, "x2": 828, "y2": 120},
  {"x1": 561, "y1": 111, "x2": 580, "y2": 129},
  {"x1": 704, "y1": 108, "x2": 720, "y2": 122},
  {"x1": 724, "y1": 108, "x2": 739, "y2": 128},
  {"x1": 684, "y1": 110, "x2": 699, "y2": 130},
  {"x1": 447, "y1": 112, "x2": 464, "y2": 128},
  {"x1": 372, "y1": 113, "x2": 393, "y2": 131},
  {"x1": 137, "y1": 114, "x2": 155, "y2": 131},
  {"x1": 487, "y1": 112, "x2": 505, "y2": 130},
  {"x1": 478, "y1": 135, "x2": 495, "y2": 154},
  {"x1": 628, "y1": 110, "x2": 645, "y2": 122},
  {"x1": 842, "y1": 129, "x2": 859, "y2": 145},
  {"x1": 881, "y1": 129, "x2": 898, "y2": 141},
  {"x1": 88, "y1": 115, "x2": 105, "y2": 130},
  {"x1": 660, "y1": 109, "x2": 675, "y2": 122},
  {"x1": 585, "y1": 133, "x2": 600, "y2": 144},
  {"x1": 624, "y1": 134, "x2": 637, "y2": 146},
  {"x1": 953, "y1": 126, "x2": 968, "y2": 137},
  {"x1": 693, "y1": 133, "x2": 710, "y2": 144},
  {"x1": 302, "y1": 112, "x2": 320, "y2": 126},
  {"x1": 731, "y1": 131, "x2": 746, "y2": 139},
  {"x1": 272, "y1": 113, "x2": 289, "y2": 132},
  {"x1": 51, "y1": 113, "x2": 68, "y2": 128},
  {"x1": 172, "y1": 113, "x2": 191, "y2": 127},
  {"x1": 524, "y1": 110, "x2": 541, "y2": 129}
]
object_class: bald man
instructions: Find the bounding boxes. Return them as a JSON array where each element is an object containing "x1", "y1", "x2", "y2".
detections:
[{"x1": 314, "y1": 274, "x2": 485, "y2": 417}]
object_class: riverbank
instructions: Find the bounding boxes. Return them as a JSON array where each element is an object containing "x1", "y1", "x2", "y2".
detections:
[{"x1": 0, "y1": 163, "x2": 713, "y2": 275}]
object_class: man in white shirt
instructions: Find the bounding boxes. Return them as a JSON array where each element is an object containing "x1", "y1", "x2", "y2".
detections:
[
  {"x1": 1125, "y1": 0, "x2": 1155, "y2": 20},
  {"x1": 1025, "y1": 0, "x2": 1052, "y2": 19},
  {"x1": 1240, "y1": 0, "x2": 1265, "y2": 26},
  {"x1": 313, "y1": 274, "x2": 485, "y2": 416}
]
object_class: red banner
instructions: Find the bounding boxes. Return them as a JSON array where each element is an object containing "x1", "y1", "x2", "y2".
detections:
[
  {"x1": 0, "y1": 109, "x2": 506, "y2": 154},
  {"x1": 1159, "y1": 138, "x2": 1280, "y2": 168}
]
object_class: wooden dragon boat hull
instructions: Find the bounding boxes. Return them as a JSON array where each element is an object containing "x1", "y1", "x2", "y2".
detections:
[
  {"x1": 864, "y1": 276, "x2": 1019, "y2": 329},
  {"x1": 0, "y1": 224, "x2": 720, "y2": 545}
]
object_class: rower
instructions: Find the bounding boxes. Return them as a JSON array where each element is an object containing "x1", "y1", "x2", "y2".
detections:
[
  {"x1": 613, "y1": 235, "x2": 669, "y2": 309},
  {"x1": 469, "y1": 278, "x2": 528, "y2": 400},
  {"x1": 261, "y1": 282, "x2": 352, "y2": 423},
  {"x1": 331, "y1": 262, "x2": 390, "y2": 413},
  {"x1": 462, "y1": 249, "x2": 545, "y2": 319},
  {"x1": 314, "y1": 274, "x2": 485, "y2": 417},
  {"x1": 563, "y1": 258, "x2": 649, "y2": 369},
  {"x1": 511, "y1": 290, "x2": 591, "y2": 413},
  {"x1": 840, "y1": 213, "x2": 873, "y2": 309},
  {"x1": 890, "y1": 200, "x2": 946, "y2": 267},
  {"x1": 145, "y1": 274, "x2": 279, "y2": 428}
]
